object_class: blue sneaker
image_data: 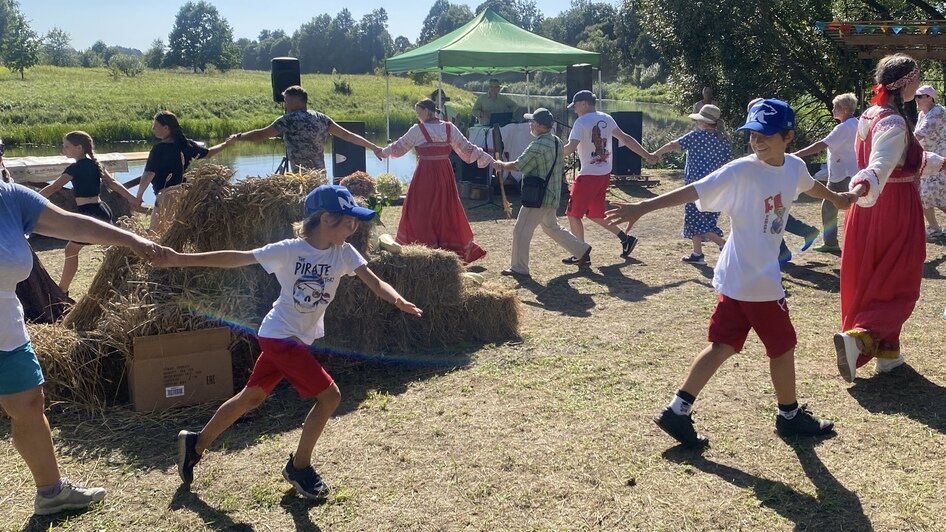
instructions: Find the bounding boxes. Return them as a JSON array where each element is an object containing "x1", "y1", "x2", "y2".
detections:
[{"x1": 282, "y1": 454, "x2": 330, "y2": 499}]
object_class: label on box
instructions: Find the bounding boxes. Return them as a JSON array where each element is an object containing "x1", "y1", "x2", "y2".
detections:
[{"x1": 165, "y1": 385, "x2": 185, "y2": 398}]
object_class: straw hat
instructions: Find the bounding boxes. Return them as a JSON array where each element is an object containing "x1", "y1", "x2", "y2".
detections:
[{"x1": 688, "y1": 104, "x2": 722, "y2": 124}]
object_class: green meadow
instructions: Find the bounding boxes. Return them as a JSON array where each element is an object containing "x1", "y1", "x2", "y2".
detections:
[{"x1": 0, "y1": 66, "x2": 477, "y2": 145}]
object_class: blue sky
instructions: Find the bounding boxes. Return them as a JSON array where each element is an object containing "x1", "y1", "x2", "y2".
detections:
[{"x1": 20, "y1": 0, "x2": 588, "y2": 51}]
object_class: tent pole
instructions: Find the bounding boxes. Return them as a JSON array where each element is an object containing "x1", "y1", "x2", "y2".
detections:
[
  {"x1": 385, "y1": 72, "x2": 390, "y2": 173},
  {"x1": 526, "y1": 70, "x2": 531, "y2": 111},
  {"x1": 597, "y1": 69, "x2": 602, "y2": 100},
  {"x1": 438, "y1": 70, "x2": 443, "y2": 111}
]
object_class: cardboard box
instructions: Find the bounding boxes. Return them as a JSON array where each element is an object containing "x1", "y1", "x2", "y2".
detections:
[{"x1": 130, "y1": 327, "x2": 233, "y2": 413}]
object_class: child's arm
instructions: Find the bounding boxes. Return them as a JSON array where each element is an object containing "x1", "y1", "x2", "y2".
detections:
[
  {"x1": 100, "y1": 168, "x2": 143, "y2": 209},
  {"x1": 353, "y1": 265, "x2": 423, "y2": 317},
  {"x1": 605, "y1": 184, "x2": 700, "y2": 229},
  {"x1": 614, "y1": 129, "x2": 659, "y2": 164},
  {"x1": 39, "y1": 173, "x2": 72, "y2": 198},
  {"x1": 804, "y1": 180, "x2": 855, "y2": 210},
  {"x1": 154, "y1": 249, "x2": 259, "y2": 269}
]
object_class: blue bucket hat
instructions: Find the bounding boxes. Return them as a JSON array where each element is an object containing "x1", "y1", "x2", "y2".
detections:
[
  {"x1": 737, "y1": 99, "x2": 795, "y2": 135},
  {"x1": 304, "y1": 184, "x2": 376, "y2": 221}
]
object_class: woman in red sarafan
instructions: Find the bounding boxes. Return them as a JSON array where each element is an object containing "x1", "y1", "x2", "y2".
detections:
[
  {"x1": 834, "y1": 53, "x2": 946, "y2": 382},
  {"x1": 381, "y1": 99, "x2": 493, "y2": 263}
]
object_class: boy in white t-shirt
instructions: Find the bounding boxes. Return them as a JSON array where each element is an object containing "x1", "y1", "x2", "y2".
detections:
[
  {"x1": 160, "y1": 185, "x2": 422, "y2": 498},
  {"x1": 562, "y1": 90, "x2": 657, "y2": 263},
  {"x1": 606, "y1": 99, "x2": 855, "y2": 447}
]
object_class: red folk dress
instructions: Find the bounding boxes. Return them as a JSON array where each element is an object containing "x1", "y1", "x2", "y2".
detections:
[
  {"x1": 841, "y1": 106, "x2": 944, "y2": 365},
  {"x1": 382, "y1": 120, "x2": 492, "y2": 263}
]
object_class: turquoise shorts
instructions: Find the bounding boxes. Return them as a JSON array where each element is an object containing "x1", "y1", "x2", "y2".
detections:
[{"x1": 0, "y1": 342, "x2": 45, "y2": 396}]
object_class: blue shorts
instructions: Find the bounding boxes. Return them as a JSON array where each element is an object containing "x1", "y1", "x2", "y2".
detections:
[{"x1": 0, "y1": 342, "x2": 45, "y2": 396}]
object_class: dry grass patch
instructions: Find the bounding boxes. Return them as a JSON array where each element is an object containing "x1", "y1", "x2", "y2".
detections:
[{"x1": 3, "y1": 169, "x2": 946, "y2": 530}]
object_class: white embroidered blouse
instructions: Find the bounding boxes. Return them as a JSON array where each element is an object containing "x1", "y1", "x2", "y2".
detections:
[{"x1": 382, "y1": 122, "x2": 495, "y2": 168}]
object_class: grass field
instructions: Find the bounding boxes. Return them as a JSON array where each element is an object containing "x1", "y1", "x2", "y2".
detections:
[
  {"x1": 3, "y1": 169, "x2": 946, "y2": 530},
  {"x1": 0, "y1": 66, "x2": 476, "y2": 145}
]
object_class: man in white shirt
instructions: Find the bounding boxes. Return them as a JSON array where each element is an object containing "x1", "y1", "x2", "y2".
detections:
[
  {"x1": 562, "y1": 90, "x2": 656, "y2": 263},
  {"x1": 794, "y1": 93, "x2": 859, "y2": 252}
]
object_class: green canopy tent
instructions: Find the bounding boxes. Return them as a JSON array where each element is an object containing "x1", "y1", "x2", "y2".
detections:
[{"x1": 383, "y1": 8, "x2": 601, "y2": 141}]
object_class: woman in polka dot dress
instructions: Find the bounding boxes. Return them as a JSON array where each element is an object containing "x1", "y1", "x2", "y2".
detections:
[{"x1": 652, "y1": 104, "x2": 733, "y2": 264}]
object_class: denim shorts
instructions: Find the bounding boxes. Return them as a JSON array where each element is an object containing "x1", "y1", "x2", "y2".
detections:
[{"x1": 0, "y1": 342, "x2": 45, "y2": 395}]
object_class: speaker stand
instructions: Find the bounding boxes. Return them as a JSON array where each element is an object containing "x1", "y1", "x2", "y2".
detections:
[
  {"x1": 275, "y1": 147, "x2": 290, "y2": 175},
  {"x1": 467, "y1": 173, "x2": 503, "y2": 211}
]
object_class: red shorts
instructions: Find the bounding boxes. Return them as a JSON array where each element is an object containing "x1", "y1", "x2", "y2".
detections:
[
  {"x1": 566, "y1": 173, "x2": 611, "y2": 219},
  {"x1": 708, "y1": 294, "x2": 797, "y2": 358},
  {"x1": 245, "y1": 337, "x2": 334, "y2": 398}
]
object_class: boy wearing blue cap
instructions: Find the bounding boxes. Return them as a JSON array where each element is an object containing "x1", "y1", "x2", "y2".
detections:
[
  {"x1": 159, "y1": 184, "x2": 422, "y2": 498},
  {"x1": 606, "y1": 99, "x2": 855, "y2": 447}
]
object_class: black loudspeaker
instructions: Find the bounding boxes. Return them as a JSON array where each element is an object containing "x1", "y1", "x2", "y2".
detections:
[
  {"x1": 611, "y1": 111, "x2": 644, "y2": 176},
  {"x1": 332, "y1": 121, "x2": 367, "y2": 181},
  {"x1": 566, "y1": 64, "x2": 593, "y2": 104},
  {"x1": 271, "y1": 57, "x2": 301, "y2": 103}
]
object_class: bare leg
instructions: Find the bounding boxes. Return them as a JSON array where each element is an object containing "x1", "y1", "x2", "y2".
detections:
[
  {"x1": 924, "y1": 207, "x2": 941, "y2": 231},
  {"x1": 195, "y1": 386, "x2": 268, "y2": 454},
  {"x1": 589, "y1": 217, "x2": 621, "y2": 236},
  {"x1": 59, "y1": 242, "x2": 84, "y2": 293},
  {"x1": 691, "y1": 236, "x2": 703, "y2": 256},
  {"x1": 0, "y1": 386, "x2": 61, "y2": 487},
  {"x1": 568, "y1": 216, "x2": 585, "y2": 243},
  {"x1": 293, "y1": 383, "x2": 341, "y2": 469},
  {"x1": 679, "y1": 343, "x2": 737, "y2": 397},
  {"x1": 704, "y1": 232, "x2": 725, "y2": 248},
  {"x1": 769, "y1": 349, "x2": 798, "y2": 405}
]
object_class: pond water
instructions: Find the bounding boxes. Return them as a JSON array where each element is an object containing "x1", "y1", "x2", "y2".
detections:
[{"x1": 10, "y1": 100, "x2": 691, "y2": 205}]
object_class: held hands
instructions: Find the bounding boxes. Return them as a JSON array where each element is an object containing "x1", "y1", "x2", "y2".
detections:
[
  {"x1": 644, "y1": 152, "x2": 660, "y2": 165},
  {"x1": 834, "y1": 191, "x2": 859, "y2": 210},
  {"x1": 128, "y1": 236, "x2": 173, "y2": 264},
  {"x1": 604, "y1": 202, "x2": 645, "y2": 229},
  {"x1": 371, "y1": 146, "x2": 384, "y2": 160},
  {"x1": 492, "y1": 160, "x2": 508, "y2": 171},
  {"x1": 394, "y1": 297, "x2": 423, "y2": 317}
]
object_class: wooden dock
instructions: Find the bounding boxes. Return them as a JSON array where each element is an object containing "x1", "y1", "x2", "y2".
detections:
[{"x1": 6, "y1": 152, "x2": 149, "y2": 184}]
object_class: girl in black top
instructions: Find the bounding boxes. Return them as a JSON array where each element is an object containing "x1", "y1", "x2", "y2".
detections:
[
  {"x1": 40, "y1": 131, "x2": 141, "y2": 293},
  {"x1": 135, "y1": 111, "x2": 231, "y2": 233}
]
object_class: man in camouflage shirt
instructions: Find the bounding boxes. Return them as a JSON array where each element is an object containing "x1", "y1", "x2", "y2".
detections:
[
  {"x1": 493, "y1": 108, "x2": 590, "y2": 278},
  {"x1": 229, "y1": 86, "x2": 381, "y2": 173}
]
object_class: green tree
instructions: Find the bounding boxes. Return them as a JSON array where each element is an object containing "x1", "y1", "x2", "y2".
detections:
[
  {"x1": 166, "y1": 0, "x2": 239, "y2": 72},
  {"x1": 418, "y1": 0, "x2": 474, "y2": 44},
  {"x1": 294, "y1": 15, "x2": 333, "y2": 72},
  {"x1": 144, "y1": 38, "x2": 165, "y2": 69},
  {"x1": 393, "y1": 35, "x2": 412, "y2": 54},
  {"x1": 0, "y1": 0, "x2": 19, "y2": 60},
  {"x1": 629, "y1": 0, "x2": 856, "y2": 132},
  {"x1": 1, "y1": 6, "x2": 39, "y2": 79},
  {"x1": 42, "y1": 27, "x2": 78, "y2": 67}
]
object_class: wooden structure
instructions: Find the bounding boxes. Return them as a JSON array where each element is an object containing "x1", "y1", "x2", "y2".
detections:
[
  {"x1": 6, "y1": 152, "x2": 149, "y2": 184},
  {"x1": 818, "y1": 20, "x2": 946, "y2": 60}
]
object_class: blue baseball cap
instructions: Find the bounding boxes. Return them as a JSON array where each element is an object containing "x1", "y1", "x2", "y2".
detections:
[
  {"x1": 737, "y1": 99, "x2": 795, "y2": 135},
  {"x1": 304, "y1": 184, "x2": 376, "y2": 221}
]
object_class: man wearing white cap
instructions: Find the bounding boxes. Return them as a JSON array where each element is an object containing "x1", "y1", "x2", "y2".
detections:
[{"x1": 912, "y1": 85, "x2": 946, "y2": 238}]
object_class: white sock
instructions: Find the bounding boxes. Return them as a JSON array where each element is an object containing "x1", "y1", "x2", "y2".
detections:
[
  {"x1": 668, "y1": 395, "x2": 693, "y2": 415},
  {"x1": 778, "y1": 407, "x2": 799, "y2": 420}
]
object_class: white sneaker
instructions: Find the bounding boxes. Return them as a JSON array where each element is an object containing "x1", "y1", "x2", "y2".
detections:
[
  {"x1": 834, "y1": 332, "x2": 860, "y2": 383},
  {"x1": 875, "y1": 355, "x2": 905, "y2": 373},
  {"x1": 33, "y1": 479, "x2": 106, "y2": 515}
]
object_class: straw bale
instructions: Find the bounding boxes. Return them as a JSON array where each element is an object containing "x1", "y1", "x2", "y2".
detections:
[{"x1": 27, "y1": 323, "x2": 118, "y2": 408}]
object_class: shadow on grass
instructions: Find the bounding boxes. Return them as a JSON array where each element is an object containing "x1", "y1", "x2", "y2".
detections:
[
  {"x1": 279, "y1": 491, "x2": 325, "y2": 532},
  {"x1": 781, "y1": 261, "x2": 841, "y2": 292},
  {"x1": 20, "y1": 504, "x2": 106, "y2": 532},
  {"x1": 517, "y1": 263, "x2": 710, "y2": 317},
  {"x1": 0, "y1": 359, "x2": 468, "y2": 475},
  {"x1": 168, "y1": 485, "x2": 255, "y2": 531},
  {"x1": 662, "y1": 435, "x2": 872, "y2": 531},
  {"x1": 924, "y1": 252, "x2": 946, "y2": 280},
  {"x1": 847, "y1": 364, "x2": 946, "y2": 435}
]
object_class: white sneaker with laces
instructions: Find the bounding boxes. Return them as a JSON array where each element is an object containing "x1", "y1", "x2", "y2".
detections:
[
  {"x1": 834, "y1": 332, "x2": 860, "y2": 383},
  {"x1": 33, "y1": 479, "x2": 106, "y2": 515},
  {"x1": 875, "y1": 355, "x2": 905, "y2": 373}
]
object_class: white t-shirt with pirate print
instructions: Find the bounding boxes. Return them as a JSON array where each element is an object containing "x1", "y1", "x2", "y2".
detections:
[
  {"x1": 693, "y1": 154, "x2": 815, "y2": 302},
  {"x1": 253, "y1": 238, "x2": 367, "y2": 344},
  {"x1": 569, "y1": 111, "x2": 619, "y2": 175}
]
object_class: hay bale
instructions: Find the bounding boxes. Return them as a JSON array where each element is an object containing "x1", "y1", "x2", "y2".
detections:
[
  {"x1": 27, "y1": 323, "x2": 118, "y2": 408},
  {"x1": 458, "y1": 287, "x2": 522, "y2": 343}
]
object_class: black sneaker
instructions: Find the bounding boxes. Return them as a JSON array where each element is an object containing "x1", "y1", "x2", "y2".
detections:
[
  {"x1": 282, "y1": 454, "x2": 330, "y2": 500},
  {"x1": 563, "y1": 245, "x2": 592, "y2": 265},
  {"x1": 654, "y1": 407, "x2": 709, "y2": 448},
  {"x1": 775, "y1": 405, "x2": 835, "y2": 437},
  {"x1": 681, "y1": 253, "x2": 706, "y2": 265},
  {"x1": 177, "y1": 430, "x2": 201, "y2": 485},
  {"x1": 621, "y1": 235, "x2": 638, "y2": 258}
]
